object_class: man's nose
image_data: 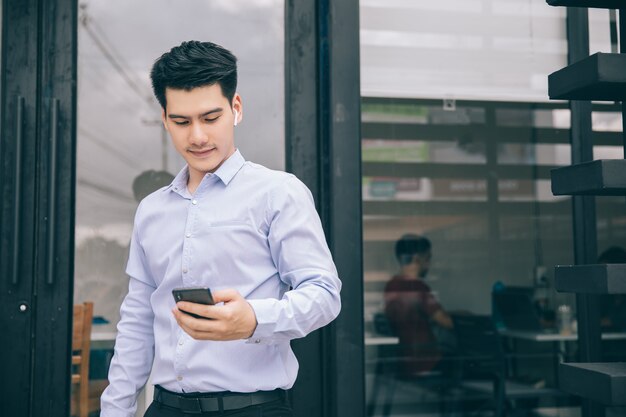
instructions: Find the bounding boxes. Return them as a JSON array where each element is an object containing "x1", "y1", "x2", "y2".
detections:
[{"x1": 189, "y1": 123, "x2": 209, "y2": 146}]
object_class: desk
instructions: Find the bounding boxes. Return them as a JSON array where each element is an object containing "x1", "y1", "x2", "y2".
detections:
[
  {"x1": 90, "y1": 326, "x2": 151, "y2": 417},
  {"x1": 499, "y1": 329, "x2": 626, "y2": 386},
  {"x1": 91, "y1": 324, "x2": 117, "y2": 349},
  {"x1": 499, "y1": 329, "x2": 626, "y2": 342},
  {"x1": 365, "y1": 336, "x2": 399, "y2": 346}
]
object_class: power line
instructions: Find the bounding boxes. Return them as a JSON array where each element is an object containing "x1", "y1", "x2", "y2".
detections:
[
  {"x1": 77, "y1": 126, "x2": 142, "y2": 169},
  {"x1": 79, "y1": 5, "x2": 156, "y2": 110},
  {"x1": 79, "y1": 65, "x2": 146, "y2": 114},
  {"x1": 88, "y1": 13, "x2": 154, "y2": 99},
  {"x1": 77, "y1": 177, "x2": 135, "y2": 203}
]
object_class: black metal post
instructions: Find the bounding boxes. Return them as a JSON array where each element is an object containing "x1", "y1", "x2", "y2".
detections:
[
  {"x1": 285, "y1": 0, "x2": 324, "y2": 415},
  {"x1": 618, "y1": 8, "x2": 626, "y2": 154},
  {"x1": 286, "y1": 0, "x2": 364, "y2": 416},
  {"x1": 326, "y1": 0, "x2": 365, "y2": 415},
  {"x1": 566, "y1": 7, "x2": 602, "y2": 417}
]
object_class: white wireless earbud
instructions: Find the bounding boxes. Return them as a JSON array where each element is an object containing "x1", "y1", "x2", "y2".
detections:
[{"x1": 233, "y1": 110, "x2": 239, "y2": 127}]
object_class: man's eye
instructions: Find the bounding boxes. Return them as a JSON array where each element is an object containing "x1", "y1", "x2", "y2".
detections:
[
  {"x1": 174, "y1": 121, "x2": 189, "y2": 126},
  {"x1": 205, "y1": 117, "x2": 219, "y2": 123}
]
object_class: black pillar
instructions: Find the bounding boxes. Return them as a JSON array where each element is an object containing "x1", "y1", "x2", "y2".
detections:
[
  {"x1": 286, "y1": 0, "x2": 364, "y2": 416},
  {"x1": 566, "y1": 7, "x2": 602, "y2": 417}
]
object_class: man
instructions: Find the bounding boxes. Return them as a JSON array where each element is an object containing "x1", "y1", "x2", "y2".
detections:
[
  {"x1": 384, "y1": 234, "x2": 452, "y2": 376},
  {"x1": 100, "y1": 41, "x2": 342, "y2": 417}
]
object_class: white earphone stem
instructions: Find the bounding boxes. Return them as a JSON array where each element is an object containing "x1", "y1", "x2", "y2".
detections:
[{"x1": 234, "y1": 110, "x2": 239, "y2": 127}]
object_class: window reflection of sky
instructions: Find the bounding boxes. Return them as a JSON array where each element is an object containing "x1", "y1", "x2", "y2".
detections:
[{"x1": 76, "y1": 0, "x2": 284, "y2": 234}]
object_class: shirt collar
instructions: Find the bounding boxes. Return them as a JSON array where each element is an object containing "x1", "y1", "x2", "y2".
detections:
[
  {"x1": 166, "y1": 165, "x2": 190, "y2": 197},
  {"x1": 213, "y1": 149, "x2": 245, "y2": 186},
  {"x1": 164, "y1": 149, "x2": 245, "y2": 194}
]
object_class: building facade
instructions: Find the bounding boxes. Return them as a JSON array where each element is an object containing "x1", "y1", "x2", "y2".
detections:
[{"x1": 1, "y1": 1, "x2": 624, "y2": 416}]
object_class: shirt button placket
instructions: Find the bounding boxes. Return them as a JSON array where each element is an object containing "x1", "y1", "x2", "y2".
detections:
[
  {"x1": 182, "y1": 198, "x2": 198, "y2": 285},
  {"x1": 174, "y1": 332, "x2": 186, "y2": 389}
]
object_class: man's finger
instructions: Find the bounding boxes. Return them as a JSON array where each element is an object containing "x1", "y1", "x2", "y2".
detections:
[
  {"x1": 173, "y1": 308, "x2": 221, "y2": 333},
  {"x1": 176, "y1": 301, "x2": 219, "y2": 319},
  {"x1": 174, "y1": 307, "x2": 215, "y2": 329},
  {"x1": 211, "y1": 289, "x2": 240, "y2": 304}
]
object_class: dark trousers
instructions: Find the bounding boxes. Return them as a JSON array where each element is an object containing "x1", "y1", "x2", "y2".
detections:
[{"x1": 144, "y1": 398, "x2": 293, "y2": 417}]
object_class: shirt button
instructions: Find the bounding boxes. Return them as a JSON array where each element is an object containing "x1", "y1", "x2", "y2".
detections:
[
  {"x1": 185, "y1": 233, "x2": 191, "y2": 238},
  {"x1": 177, "y1": 376, "x2": 183, "y2": 381},
  {"x1": 178, "y1": 340, "x2": 184, "y2": 346},
  {"x1": 182, "y1": 267, "x2": 188, "y2": 273},
  {"x1": 192, "y1": 200, "x2": 198, "y2": 205},
  {"x1": 254, "y1": 339, "x2": 261, "y2": 344}
]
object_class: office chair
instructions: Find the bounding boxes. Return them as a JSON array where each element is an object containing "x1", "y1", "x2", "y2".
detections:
[
  {"x1": 451, "y1": 314, "x2": 563, "y2": 417},
  {"x1": 367, "y1": 312, "x2": 454, "y2": 416}
]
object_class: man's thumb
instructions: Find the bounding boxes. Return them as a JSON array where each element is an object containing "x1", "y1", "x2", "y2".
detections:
[{"x1": 211, "y1": 288, "x2": 239, "y2": 304}]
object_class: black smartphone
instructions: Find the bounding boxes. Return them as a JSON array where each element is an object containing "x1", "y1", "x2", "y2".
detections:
[{"x1": 172, "y1": 287, "x2": 215, "y2": 319}]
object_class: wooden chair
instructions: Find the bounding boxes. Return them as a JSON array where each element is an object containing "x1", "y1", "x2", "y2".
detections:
[{"x1": 71, "y1": 302, "x2": 93, "y2": 417}]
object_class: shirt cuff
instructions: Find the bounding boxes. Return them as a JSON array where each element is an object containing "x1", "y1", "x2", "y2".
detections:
[
  {"x1": 99, "y1": 408, "x2": 136, "y2": 417},
  {"x1": 246, "y1": 298, "x2": 281, "y2": 345}
]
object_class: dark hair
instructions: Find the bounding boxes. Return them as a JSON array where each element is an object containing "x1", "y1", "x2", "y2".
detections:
[
  {"x1": 395, "y1": 234, "x2": 431, "y2": 266},
  {"x1": 150, "y1": 40, "x2": 238, "y2": 110},
  {"x1": 598, "y1": 246, "x2": 626, "y2": 264}
]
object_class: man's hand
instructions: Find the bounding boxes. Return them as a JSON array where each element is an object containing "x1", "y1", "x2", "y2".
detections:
[{"x1": 172, "y1": 289, "x2": 258, "y2": 341}]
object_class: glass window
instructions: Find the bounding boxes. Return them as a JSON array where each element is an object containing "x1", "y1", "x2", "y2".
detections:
[
  {"x1": 360, "y1": 0, "x2": 567, "y2": 101},
  {"x1": 361, "y1": 2, "x2": 624, "y2": 416},
  {"x1": 72, "y1": 1, "x2": 284, "y2": 415},
  {"x1": 589, "y1": 8, "x2": 615, "y2": 55}
]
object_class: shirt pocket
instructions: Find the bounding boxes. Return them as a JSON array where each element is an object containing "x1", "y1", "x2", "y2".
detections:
[{"x1": 207, "y1": 219, "x2": 251, "y2": 228}]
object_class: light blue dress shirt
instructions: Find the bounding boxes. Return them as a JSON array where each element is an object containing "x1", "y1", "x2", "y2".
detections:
[{"x1": 100, "y1": 150, "x2": 342, "y2": 417}]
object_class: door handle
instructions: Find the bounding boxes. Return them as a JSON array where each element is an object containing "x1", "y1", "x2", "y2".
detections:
[
  {"x1": 47, "y1": 98, "x2": 59, "y2": 285},
  {"x1": 11, "y1": 96, "x2": 25, "y2": 286}
]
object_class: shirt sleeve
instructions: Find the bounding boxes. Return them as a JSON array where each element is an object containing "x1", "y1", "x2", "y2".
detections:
[
  {"x1": 246, "y1": 175, "x2": 342, "y2": 344},
  {"x1": 100, "y1": 208, "x2": 156, "y2": 417}
]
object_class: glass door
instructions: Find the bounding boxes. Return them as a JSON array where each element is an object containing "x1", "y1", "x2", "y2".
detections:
[
  {"x1": 1, "y1": 0, "x2": 41, "y2": 415},
  {"x1": 2, "y1": 0, "x2": 78, "y2": 415}
]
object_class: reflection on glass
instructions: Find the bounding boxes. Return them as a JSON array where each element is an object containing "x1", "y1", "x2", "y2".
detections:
[
  {"x1": 598, "y1": 247, "x2": 626, "y2": 337},
  {"x1": 497, "y1": 143, "x2": 571, "y2": 166},
  {"x1": 72, "y1": 1, "x2": 284, "y2": 415},
  {"x1": 592, "y1": 111, "x2": 623, "y2": 132},
  {"x1": 361, "y1": 0, "x2": 625, "y2": 414},
  {"x1": 363, "y1": 97, "x2": 626, "y2": 417},
  {"x1": 360, "y1": 0, "x2": 567, "y2": 101},
  {"x1": 588, "y1": 8, "x2": 614, "y2": 55}
]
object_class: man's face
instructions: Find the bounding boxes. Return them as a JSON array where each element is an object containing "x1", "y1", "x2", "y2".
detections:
[
  {"x1": 415, "y1": 251, "x2": 432, "y2": 278},
  {"x1": 162, "y1": 84, "x2": 241, "y2": 182}
]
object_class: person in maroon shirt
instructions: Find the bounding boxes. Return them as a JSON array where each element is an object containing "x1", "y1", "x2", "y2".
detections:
[{"x1": 384, "y1": 234, "x2": 453, "y2": 376}]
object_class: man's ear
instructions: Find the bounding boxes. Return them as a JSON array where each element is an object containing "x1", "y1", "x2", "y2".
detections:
[
  {"x1": 232, "y1": 93, "x2": 243, "y2": 119},
  {"x1": 161, "y1": 109, "x2": 169, "y2": 131}
]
